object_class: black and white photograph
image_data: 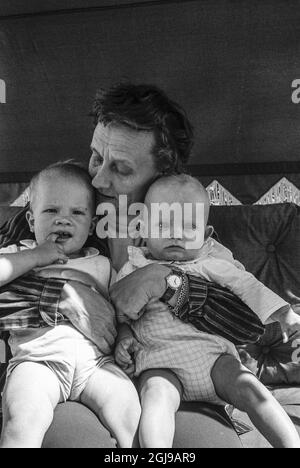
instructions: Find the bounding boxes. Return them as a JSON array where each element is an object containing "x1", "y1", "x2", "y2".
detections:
[{"x1": 0, "y1": 0, "x2": 299, "y2": 451}]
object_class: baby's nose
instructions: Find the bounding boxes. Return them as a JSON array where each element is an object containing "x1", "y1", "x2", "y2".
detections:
[
  {"x1": 55, "y1": 217, "x2": 72, "y2": 226},
  {"x1": 170, "y1": 226, "x2": 184, "y2": 239}
]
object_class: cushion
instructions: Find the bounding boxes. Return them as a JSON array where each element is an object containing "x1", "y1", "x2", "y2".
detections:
[
  {"x1": 0, "y1": 206, "x2": 23, "y2": 227},
  {"x1": 209, "y1": 203, "x2": 300, "y2": 386},
  {"x1": 233, "y1": 386, "x2": 300, "y2": 448},
  {"x1": 0, "y1": 183, "x2": 29, "y2": 207},
  {"x1": 209, "y1": 203, "x2": 300, "y2": 304}
]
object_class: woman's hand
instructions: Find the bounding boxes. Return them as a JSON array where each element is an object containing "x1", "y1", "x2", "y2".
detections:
[
  {"x1": 110, "y1": 263, "x2": 172, "y2": 322},
  {"x1": 115, "y1": 336, "x2": 139, "y2": 376},
  {"x1": 144, "y1": 297, "x2": 170, "y2": 314},
  {"x1": 59, "y1": 280, "x2": 117, "y2": 354}
]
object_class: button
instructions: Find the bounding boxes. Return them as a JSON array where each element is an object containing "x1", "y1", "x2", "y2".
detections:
[
  {"x1": 266, "y1": 244, "x2": 276, "y2": 253},
  {"x1": 262, "y1": 346, "x2": 270, "y2": 355}
]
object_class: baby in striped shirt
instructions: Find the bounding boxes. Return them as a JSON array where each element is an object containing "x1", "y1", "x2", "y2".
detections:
[{"x1": 0, "y1": 161, "x2": 140, "y2": 448}]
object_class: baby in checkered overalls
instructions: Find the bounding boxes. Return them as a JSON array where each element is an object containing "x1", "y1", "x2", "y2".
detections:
[{"x1": 115, "y1": 174, "x2": 300, "y2": 448}]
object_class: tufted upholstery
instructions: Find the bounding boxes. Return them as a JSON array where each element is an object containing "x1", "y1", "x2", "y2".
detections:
[
  {"x1": 209, "y1": 203, "x2": 300, "y2": 305},
  {"x1": 209, "y1": 203, "x2": 300, "y2": 387},
  {"x1": 0, "y1": 183, "x2": 29, "y2": 207}
]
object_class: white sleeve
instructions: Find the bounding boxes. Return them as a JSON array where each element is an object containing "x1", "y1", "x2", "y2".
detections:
[
  {"x1": 116, "y1": 262, "x2": 137, "y2": 282},
  {"x1": 195, "y1": 257, "x2": 289, "y2": 324},
  {"x1": 109, "y1": 268, "x2": 118, "y2": 286},
  {"x1": 0, "y1": 244, "x2": 19, "y2": 254},
  {"x1": 211, "y1": 240, "x2": 245, "y2": 270}
]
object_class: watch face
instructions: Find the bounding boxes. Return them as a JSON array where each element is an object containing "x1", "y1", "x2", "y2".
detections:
[{"x1": 167, "y1": 274, "x2": 183, "y2": 289}]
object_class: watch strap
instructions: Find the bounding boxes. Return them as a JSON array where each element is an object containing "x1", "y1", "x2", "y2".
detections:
[{"x1": 160, "y1": 268, "x2": 185, "y2": 304}]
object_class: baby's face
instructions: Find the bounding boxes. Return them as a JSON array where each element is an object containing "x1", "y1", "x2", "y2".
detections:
[
  {"x1": 144, "y1": 183, "x2": 210, "y2": 262},
  {"x1": 27, "y1": 175, "x2": 94, "y2": 256}
]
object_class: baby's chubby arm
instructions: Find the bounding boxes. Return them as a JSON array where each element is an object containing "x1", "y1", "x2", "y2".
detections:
[
  {"x1": 0, "y1": 234, "x2": 68, "y2": 288},
  {"x1": 198, "y1": 256, "x2": 299, "y2": 342},
  {"x1": 197, "y1": 257, "x2": 289, "y2": 324}
]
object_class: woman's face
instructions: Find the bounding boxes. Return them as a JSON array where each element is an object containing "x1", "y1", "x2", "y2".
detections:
[{"x1": 89, "y1": 122, "x2": 161, "y2": 210}]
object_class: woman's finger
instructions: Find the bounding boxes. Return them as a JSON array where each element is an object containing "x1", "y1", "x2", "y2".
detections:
[
  {"x1": 116, "y1": 345, "x2": 132, "y2": 364},
  {"x1": 146, "y1": 302, "x2": 169, "y2": 313}
]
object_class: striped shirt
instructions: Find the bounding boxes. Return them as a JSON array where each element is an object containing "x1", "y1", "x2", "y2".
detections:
[{"x1": 0, "y1": 206, "x2": 109, "y2": 330}]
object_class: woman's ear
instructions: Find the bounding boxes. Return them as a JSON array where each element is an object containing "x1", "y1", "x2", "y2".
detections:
[
  {"x1": 205, "y1": 225, "x2": 214, "y2": 239},
  {"x1": 89, "y1": 216, "x2": 98, "y2": 236},
  {"x1": 26, "y1": 210, "x2": 35, "y2": 233}
]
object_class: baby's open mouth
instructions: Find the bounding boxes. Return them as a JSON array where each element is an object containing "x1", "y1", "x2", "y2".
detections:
[{"x1": 55, "y1": 231, "x2": 73, "y2": 242}]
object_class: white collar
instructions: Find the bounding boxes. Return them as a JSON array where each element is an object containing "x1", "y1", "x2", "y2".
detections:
[
  {"x1": 20, "y1": 239, "x2": 100, "y2": 259},
  {"x1": 127, "y1": 238, "x2": 215, "y2": 269}
]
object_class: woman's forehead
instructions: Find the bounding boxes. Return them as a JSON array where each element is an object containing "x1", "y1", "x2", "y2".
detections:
[{"x1": 91, "y1": 122, "x2": 155, "y2": 163}]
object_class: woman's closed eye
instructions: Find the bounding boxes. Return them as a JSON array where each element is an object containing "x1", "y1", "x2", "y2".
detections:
[
  {"x1": 90, "y1": 152, "x2": 104, "y2": 169},
  {"x1": 111, "y1": 162, "x2": 133, "y2": 176}
]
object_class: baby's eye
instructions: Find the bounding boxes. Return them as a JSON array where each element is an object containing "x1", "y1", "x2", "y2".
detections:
[
  {"x1": 44, "y1": 208, "x2": 57, "y2": 214},
  {"x1": 185, "y1": 224, "x2": 197, "y2": 231},
  {"x1": 73, "y1": 210, "x2": 85, "y2": 216}
]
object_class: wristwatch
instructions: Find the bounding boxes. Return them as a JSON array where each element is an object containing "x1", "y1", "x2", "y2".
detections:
[{"x1": 160, "y1": 270, "x2": 184, "y2": 303}]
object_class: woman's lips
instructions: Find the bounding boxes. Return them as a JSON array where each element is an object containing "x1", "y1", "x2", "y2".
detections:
[{"x1": 98, "y1": 193, "x2": 116, "y2": 202}]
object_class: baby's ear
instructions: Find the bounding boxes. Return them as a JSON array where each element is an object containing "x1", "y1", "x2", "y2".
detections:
[
  {"x1": 26, "y1": 210, "x2": 35, "y2": 233},
  {"x1": 205, "y1": 225, "x2": 214, "y2": 239},
  {"x1": 138, "y1": 219, "x2": 147, "y2": 239},
  {"x1": 89, "y1": 216, "x2": 98, "y2": 236}
]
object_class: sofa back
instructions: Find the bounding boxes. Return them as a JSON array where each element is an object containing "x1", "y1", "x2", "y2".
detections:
[
  {"x1": 209, "y1": 203, "x2": 300, "y2": 305},
  {"x1": 209, "y1": 203, "x2": 300, "y2": 387}
]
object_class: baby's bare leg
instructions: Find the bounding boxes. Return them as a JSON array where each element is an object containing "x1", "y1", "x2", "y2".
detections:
[
  {"x1": 212, "y1": 355, "x2": 300, "y2": 448},
  {"x1": 1, "y1": 362, "x2": 61, "y2": 448},
  {"x1": 138, "y1": 369, "x2": 182, "y2": 448},
  {"x1": 80, "y1": 362, "x2": 141, "y2": 448}
]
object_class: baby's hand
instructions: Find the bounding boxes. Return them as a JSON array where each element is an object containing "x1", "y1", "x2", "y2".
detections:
[
  {"x1": 33, "y1": 235, "x2": 68, "y2": 268},
  {"x1": 115, "y1": 336, "x2": 139, "y2": 376},
  {"x1": 272, "y1": 307, "x2": 300, "y2": 343}
]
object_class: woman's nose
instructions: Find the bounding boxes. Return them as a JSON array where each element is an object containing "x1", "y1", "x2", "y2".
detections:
[{"x1": 92, "y1": 166, "x2": 112, "y2": 190}]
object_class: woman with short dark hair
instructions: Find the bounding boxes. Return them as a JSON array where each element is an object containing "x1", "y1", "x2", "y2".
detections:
[{"x1": 0, "y1": 83, "x2": 242, "y2": 448}]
